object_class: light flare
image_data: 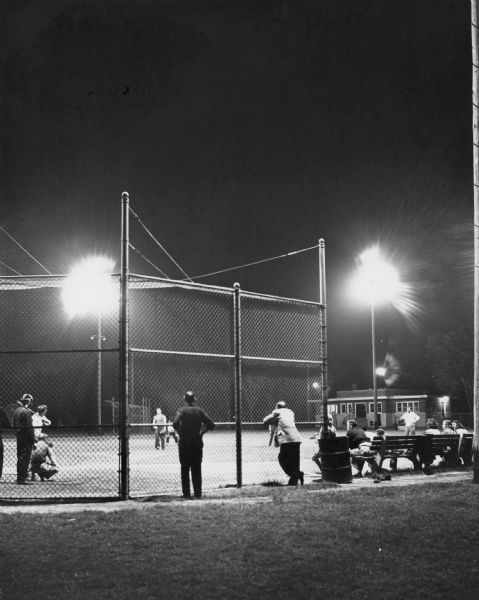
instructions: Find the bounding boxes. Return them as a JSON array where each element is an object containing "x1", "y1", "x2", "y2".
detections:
[{"x1": 62, "y1": 256, "x2": 117, "y2": 318}]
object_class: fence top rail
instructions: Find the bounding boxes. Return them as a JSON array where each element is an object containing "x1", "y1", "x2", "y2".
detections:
[
  {"x1": 0, "y1": 273, "x2": 323, "y2": 308},
  {"x1": 129, "y1": 273, "x2": 323, "y2": 307}
]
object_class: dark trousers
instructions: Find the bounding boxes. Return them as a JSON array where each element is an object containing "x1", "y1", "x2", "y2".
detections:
[
  {"x1": 16, "y1": 435, "x2": 33, "y2": 482},
  {"x1": 178, "y1": 437, "x2": 203, "y2": 497},
  {"x1": 0, "y1": 436, "x2": 4, "y2": 478},
  {"x1": 155, "y1": 430, "x2": 166, "y2": 449},
  {"x1": 278, "y1": 442, "x2": 301, "y2": 485}
]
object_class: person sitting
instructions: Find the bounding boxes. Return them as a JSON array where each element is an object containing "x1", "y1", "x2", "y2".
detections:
[
  {"x1": 451, "y1": 421, "x2": 469, "y2": 434},
  {"x1": 30, "y1": 434, "x2": 59, "y2": 481},
  {"x1": 311, "y1": 416, "x2": 337, "y2": 473},
  {"x1": 441, "y1": 419, "x2": 456, "y2": 435},
  {"x1": 347, "y1": 420, "x2": 372, "y2": 477},
  {"x1": 423, "y1": 418, "x2": 441, "y2": 435},
  {"x1": 421, "y1": 419, "x2": 442, "y2": 474}
]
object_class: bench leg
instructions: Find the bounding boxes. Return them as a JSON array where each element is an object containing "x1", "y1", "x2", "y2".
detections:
[{"x1": 389, "y1": 457, "x2": 398, "y2": 472}]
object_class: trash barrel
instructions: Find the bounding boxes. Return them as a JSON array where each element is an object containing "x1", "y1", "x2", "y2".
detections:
[{"x1": 319, "y1": 436, "x2": 353, "y2": 483}]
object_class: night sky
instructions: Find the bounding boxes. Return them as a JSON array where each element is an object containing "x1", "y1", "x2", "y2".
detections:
[{"x1": 1, "y1": 0, "x2": 474, "y2": 391}]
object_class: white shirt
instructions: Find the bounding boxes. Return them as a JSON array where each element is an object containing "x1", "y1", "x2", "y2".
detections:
[
  {"x1": 402, "y1": 411, "x2": 420, "y2": 427},
  {"x1": 263, "y1": 407, "x2": 302, "y2": 444},
  {"x1": 32, "y1": 413, "x2": 51, "y2": 439}
]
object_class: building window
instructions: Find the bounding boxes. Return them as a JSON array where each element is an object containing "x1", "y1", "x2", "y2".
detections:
[
  {"x1": 329, "y1": 404, "x2": 337, "y2": 414},
  {"x1": 347, "y1": 403, "x2": 353, "y2": 415},
  {"x1": 368, "y1": 402, "x2": 383, "y2": 413},
  {"x1": 340, "y1": 404, "x2": 346, "y2": 414},
  {"x1": 396, "y1": 401, "x2": 419, "y2": 413}
]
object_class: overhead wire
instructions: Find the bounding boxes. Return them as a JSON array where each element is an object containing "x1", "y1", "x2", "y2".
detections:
[
  {"x1": 126, "y1": 206, "x2": 318, "y2": 284},
  {"x1": 129, "y1": 207, "x2": 192, "y2": 281},
  {"x1": 0, "y1": 225, "x2": 53, "y2": 275},
  {"x1": 188, "y1": 244, "x2": 320, "y2": 281},
  {"x1": 0, "y1": 260, "x2": 22, "y2": 275},
  {"x1": 129, "y1": 243, "x2": 170, "y2": 278}
]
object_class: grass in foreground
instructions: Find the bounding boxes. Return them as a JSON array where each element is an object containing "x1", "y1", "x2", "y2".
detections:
[{"x1": 1, "y1": 481, "x2": 479, "y2": 600}]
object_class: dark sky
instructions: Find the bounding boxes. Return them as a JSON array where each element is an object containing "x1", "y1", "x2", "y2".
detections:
[{"x1": 0, "y1": 0, "x2": 474, "y2": 390}]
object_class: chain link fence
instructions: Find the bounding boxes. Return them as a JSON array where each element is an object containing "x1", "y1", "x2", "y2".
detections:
[{"x1": 0, "y1": 275, "x2": 325, "y2": 502}]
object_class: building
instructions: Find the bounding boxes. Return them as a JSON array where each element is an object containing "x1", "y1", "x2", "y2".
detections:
[{"x1": 327, "y1": 389, "x2": 450, "y2": 430}]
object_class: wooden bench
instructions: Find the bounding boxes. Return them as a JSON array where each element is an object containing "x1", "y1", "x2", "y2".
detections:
[
  {"x1": 428, "y1": 434, "x2": 461, "y2": 467},
  {"x1": 370, "y1": 433, "x2": 474, "y2": 472},
  {"x1": 458, "y1": 433, "x2": 474, "y2": 466},
  {"x1": 374, "y1": 435, "x2": 423, "y2": 472}
]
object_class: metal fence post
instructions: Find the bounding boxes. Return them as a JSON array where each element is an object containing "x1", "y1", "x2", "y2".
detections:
[
  {"x1": 319, "y1": 239, "x2": 329, "y2": 434},
  {"x1": 233, "y1": 282, "x2": 242, "y2": 487},
  {"x1": 119, "y1": 191, "x2": 130, "y2": 499}
]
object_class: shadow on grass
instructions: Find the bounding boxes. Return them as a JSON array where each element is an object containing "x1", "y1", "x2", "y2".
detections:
[{"x1": 136, "y1": 479, "x2": 340, "y2": 503}]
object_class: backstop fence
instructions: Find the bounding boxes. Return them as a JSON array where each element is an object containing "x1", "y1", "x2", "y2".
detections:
[{"x1": 0, "y1": 273, "x2": 326, "y2": 502}]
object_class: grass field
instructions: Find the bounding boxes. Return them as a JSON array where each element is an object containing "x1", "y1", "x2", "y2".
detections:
[{"x1": 1, "y1": 478, "x2": 478, "y2": 599}]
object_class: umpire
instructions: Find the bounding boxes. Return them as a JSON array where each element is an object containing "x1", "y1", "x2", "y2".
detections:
[
  {"x1": 173, "y1": 391, "x2": 214, "y2": 500},
  {"x1": 12, "y1": 393, "x2": 35, "y2": 485}
]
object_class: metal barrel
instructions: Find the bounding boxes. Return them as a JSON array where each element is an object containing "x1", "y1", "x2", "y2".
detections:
[{"x1": 319, "y1": 436, "x2": 353, "y2": 483}]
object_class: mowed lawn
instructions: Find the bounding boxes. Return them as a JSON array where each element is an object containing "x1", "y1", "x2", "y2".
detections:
[{"x1": 1, "y1": 480, "x2": 479, "y2": 600}]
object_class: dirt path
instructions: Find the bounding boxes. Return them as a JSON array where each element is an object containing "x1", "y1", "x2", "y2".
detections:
[{"x1": 0, "y1": 470, "x2": 472, "y2": 514}]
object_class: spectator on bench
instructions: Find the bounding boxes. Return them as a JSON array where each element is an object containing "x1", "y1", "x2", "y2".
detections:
[
  {"x1": 311, "y1": 416, "x2": 337, "y2": 473},
  {"x1": 347, "y1": 421, "x2": 389, "y2": 482},
  {"x1": 424, "y1": 418, "x2": 441, "y2": 435},
  {"x1": 441, "y1": 419, "x2": 455, "y2": 435},
  {"x1": 451, "y1": 421, "x2": 469, "y2": 435},
  {"x1": 347, "y1": 420, "x2": 371, "y2": 477},
  {"x1": 422, "y1": 419, "x2": 442, "y2": 474}
]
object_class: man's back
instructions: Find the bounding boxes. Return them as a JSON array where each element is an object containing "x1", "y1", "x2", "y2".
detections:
[
  {"x1": 13, "y1": 405, "x2": 31, "y2": 430},
  {"x1": 347, "y1": 426, "x2": 368, "y2": 449},
  {"x1": 173, "y1": 405, "x2": 214, "y2": 440}
]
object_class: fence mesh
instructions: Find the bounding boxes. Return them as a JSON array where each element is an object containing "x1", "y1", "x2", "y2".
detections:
[{"x1": 0, "y1": 275, "x2": 325, "y2": 501}]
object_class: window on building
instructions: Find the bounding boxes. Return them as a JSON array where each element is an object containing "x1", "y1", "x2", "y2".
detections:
[
  {"x1": 347, "y1": 403, "x2": 353, "y2": 414},
  {"x1": 329, "y1": 404, "x2": 337, "y2": 414},
  {"x1": 340, "y1": 404, "x2": 346, "y2": 414},
  {"x1": 396, "y1": 401, "x2": 420, "y2": 413}
]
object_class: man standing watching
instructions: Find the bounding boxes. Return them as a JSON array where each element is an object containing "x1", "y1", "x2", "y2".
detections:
[
  {"x1": 401, "y1": 406, "x2": 420, "y2": 435},
  {"x1": 152, "y1": 408, "x2": 167, "y2": 450},
  {"x1": 12, "y1": 393, "x2": 35, "y2": 485},
  {"x1": 0, "y1": 405, "x2": 11, "y2": 481},
  {"x1": 173, "y1": 391, "x2": 214, "y2": 500}
]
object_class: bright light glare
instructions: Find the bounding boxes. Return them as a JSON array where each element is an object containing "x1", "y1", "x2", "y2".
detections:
[
  {"x1": 312, "y1": 381, "x2": 320, "y2": 390},
  {"x1": 351, "y1": 246, "x2": 400, "y2": 305},
  {"x1": 375, "y1": 367, "x2": 387, "y2": 377},
  {"x1": 62, "y1": 256, "x2": 117, "y2": 318}
]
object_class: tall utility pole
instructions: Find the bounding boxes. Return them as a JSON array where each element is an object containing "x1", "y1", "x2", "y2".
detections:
[{"x1": 471, "y1": 0, "x2": 479, "y2": 482}]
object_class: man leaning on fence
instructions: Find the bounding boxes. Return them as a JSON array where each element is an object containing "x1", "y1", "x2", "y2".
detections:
[
  {"x1": 173, "y1": 391, "x2": 214, "y2": 500},
  {"x1": 263, "y1": 401, "x2": 304, "y2": 486},
  {"x1": 13, "y1": 393, "x2": 35, "y2": 485}
]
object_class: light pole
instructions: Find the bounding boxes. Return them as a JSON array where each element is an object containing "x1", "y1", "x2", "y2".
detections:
[
  {"x1": 352, "y1": 247, "x2": 400, "y2": 428},
  {"x1": 62, "y1": 256, "x2": 117, "y2": 431},
  {"x1": 91, "y1": 314, "x2": 106, "y2": 429}
]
